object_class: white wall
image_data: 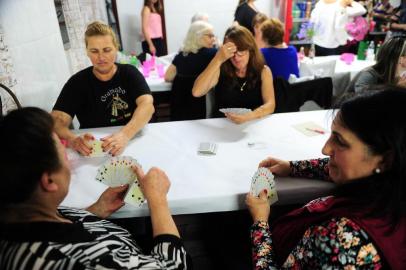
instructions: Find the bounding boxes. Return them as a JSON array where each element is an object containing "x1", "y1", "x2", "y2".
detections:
[
  {"x1": 0, "y1": 0, "x2": 71, "y2": 111},
  {"x1": 116, "y1": 0, "x2": 144, "y2": 54},
  {"x1": 117, "y1": 0, "x2": 280, "y2": 54}
]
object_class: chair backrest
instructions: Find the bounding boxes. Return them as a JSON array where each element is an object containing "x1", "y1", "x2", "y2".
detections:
[
  {"x1": 274, "y1": 77, "x2": 333, "y2": 113},
  {"x1": 299, "y1": 59, "x2": 336, "y2": 78},
  {"x1": 0, "y1": 83, "x2": 22, "y2": 117}
]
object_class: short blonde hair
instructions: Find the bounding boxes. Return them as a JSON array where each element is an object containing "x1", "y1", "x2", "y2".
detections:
[
  {"x1": 84, "y1": 21, "x2": 119, "y2": 49},
  {"x1": 260, "y1": 18, "x2": 285, "y2": 46},
  {"x1": 182, "y1": 21, "x2": 214, "y2": 54}
]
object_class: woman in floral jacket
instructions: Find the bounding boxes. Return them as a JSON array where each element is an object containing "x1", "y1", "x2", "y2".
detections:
[{"x1": 246, "y1": 88, "x2": 406, "y2": 269}]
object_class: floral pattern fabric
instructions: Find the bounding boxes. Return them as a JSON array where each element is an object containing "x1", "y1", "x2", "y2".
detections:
[
  {"x1": 290, "y1": 158, "x2": 330, "y2": 181},
  {"x1": 251, "y1": 217, "x2": 382, "y2": 269}
]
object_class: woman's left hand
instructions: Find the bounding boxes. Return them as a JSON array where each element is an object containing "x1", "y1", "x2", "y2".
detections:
[
  {"x1": 101, "y1": 131, "x2": 131, "y2": 156},
  {"x1": 225, "y1": 112, "x2": 251, "y2": 124},
  {"x1": 87, "y1": 185, "x2": 129, "y2": 219},
  {"x1": 246, "y1": 190, "x2": 271, "y2": 223}
]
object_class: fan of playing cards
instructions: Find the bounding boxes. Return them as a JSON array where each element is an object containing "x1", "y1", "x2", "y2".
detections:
[
  {"x1": 219, "y1": 108, "x2": 252, "y2": 115},
  {"x1": 250, "y1": 167, "x2": 278, "y2": 205},
  {"x1": 95, "y1": 156, "x2": 145, "y2": 207}
]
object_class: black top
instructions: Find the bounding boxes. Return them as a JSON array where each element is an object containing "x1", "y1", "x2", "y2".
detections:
[
  {"x1": 172, "y1": 47, "x2": 217, "y2": 77},
  {"x1": 214, "y1": 73, "x2": 263, "y2": 117},
  {"x1": 53, "y1": 64, "x2": 151, "y2": 129},
  {"x1": 234, "y1": 2, "x2": 258, "y2": 33},
  {"x1": 170, "y1": 48, "x2": 217, "y2": 121}
]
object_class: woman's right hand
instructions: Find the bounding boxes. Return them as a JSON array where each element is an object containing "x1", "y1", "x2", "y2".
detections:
[
  {"x1": 149, "y1": 43, "x2": 156, "y2": 55},
  {"x1": 246, "y1": 190, "x2": 270, "y2": 223},
  {"x1": 133, "y1": 166, "x2": 170, "y2": 203},
  {"x1": 258, "y1": 156, "x2": 292, "y2": 176},
  {"x1": 69, "y1": 133, "x2": 94, "y2": 156},
  {"x1": 216, "y1": 42, "x2": 237, "y2": 63}
]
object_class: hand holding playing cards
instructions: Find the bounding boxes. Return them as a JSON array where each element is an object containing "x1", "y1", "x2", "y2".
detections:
[
  {"x1": 225, "y1": 112, "x2": 252, "y2": 124},
  {"x1": 69, "y1": 133, "x2": 94, "y2": 156},
  {"x1": 102, "y1": 130, "x2": 131, "y2": 156},
  {"x1": 133, "y1": 166, "x2": 180, "y2": 238},
  {"x1": 133, "y1": 166, "x2": 170, "y2": 202},
  {"x1": 246, "y1": 190, "x2": 271, "y2": 223},
  {"x1": 259, "y1": 156, "x2": 291, "y2": 176},
  {"x1": 87, "y1": 185, "x2": 129, "y2": 219}
]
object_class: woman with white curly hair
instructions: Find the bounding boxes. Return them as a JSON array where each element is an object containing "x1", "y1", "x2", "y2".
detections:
[{"x1": 165, "y1": 21, "x2": 217, "y2": 120}]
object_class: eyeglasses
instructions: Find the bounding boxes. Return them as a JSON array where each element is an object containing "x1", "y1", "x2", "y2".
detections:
[
  {"x1": 204, "y1": 33, "x2": 216, "y2": 39},
  {"x1": 234, "y1": 50, "x2": 249, "y2": 57}
]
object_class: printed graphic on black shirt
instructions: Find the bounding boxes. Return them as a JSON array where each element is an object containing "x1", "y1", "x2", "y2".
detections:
[
  {"x1": 103, "y1": 87, "x2": 132, "y2": 124},
  {"x1": 109, "y1": 94, "x2": 129, "y2": 117}
]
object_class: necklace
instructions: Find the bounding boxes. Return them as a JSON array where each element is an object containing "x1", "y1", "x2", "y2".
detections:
[{"x1": 239, "y1": 81, "x2": 247, "y2": 92}]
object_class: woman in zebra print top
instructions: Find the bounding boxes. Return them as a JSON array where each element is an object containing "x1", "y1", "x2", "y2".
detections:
[{"x1": 0, "y1": 107, "x2": 190, "y2": 269}]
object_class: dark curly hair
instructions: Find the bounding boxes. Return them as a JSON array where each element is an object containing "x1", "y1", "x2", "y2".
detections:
[{"x1": 0, "y1": 107, "x2": 61, "y2": 205}]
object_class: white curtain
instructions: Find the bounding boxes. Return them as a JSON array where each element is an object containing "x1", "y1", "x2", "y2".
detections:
[
  {"x1": 0, "y1": 24, "x2": 19, "y2": 114},
  {"x1": 62, "y1": 0, "x2": 108, "y2": 73}
]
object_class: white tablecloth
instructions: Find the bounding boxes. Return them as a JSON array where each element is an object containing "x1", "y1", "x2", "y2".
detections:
[
  {"x1": 144, "y1": 72, "x2": 172, "y2": 92},
  {"x1": 299, "y1": 56, "x2": 375, "y2": 97},
  {"x1": 62, "y1": 110, "x2": 335, "y2": 218}
]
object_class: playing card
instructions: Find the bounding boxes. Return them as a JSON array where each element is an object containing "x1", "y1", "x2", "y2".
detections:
[
  {"x1": 95, "y1": 156, "x2": 145, "y2": 207},
  {"x1": 292, "y1": 121, "x2": 327, "y2": 137},
  {"x1": 219, "y1": 108, "x2": 252, "y2": 115},
  {"x1": 250, "y1": 167, "x2": 278, "y2": 205},
  {"x1": 95, "y1": 156, "x2": 140, "y2": 187},
  {"x1": 198, "y1": 142, "x2": 218, "y2": 155},
  {"x1": 123, "y1": 180, "x2": 145, "y2": 207},
  {"x1": 88, "y1": 139, "x2": 106, "y2": 157}
]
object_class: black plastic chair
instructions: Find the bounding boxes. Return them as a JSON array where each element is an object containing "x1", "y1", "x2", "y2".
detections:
[
  {"x1": 274, "y1": 77, "x2": 333, "y2": 113},
  {"x1": 0, "y1": 83, "x2": 22, "y2": 116}
]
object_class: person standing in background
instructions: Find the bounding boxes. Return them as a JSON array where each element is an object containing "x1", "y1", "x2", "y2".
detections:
[
  {"x1": 311, "y1": 0, "x2": 366, "y2": 56},
  {"x1": 234, "y1": 0, "x2": 259, "y2": 34},
  {"x1": 141, "y1": 0, "x2": 165, "y2": 56}
]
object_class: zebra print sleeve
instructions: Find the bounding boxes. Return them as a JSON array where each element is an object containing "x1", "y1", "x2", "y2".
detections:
[{"x1": 0, "y1": 207, "x2": 190, "y2": 270}]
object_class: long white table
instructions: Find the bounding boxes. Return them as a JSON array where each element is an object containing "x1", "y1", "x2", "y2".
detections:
[
  {"x1": 299, "y1": 55, "x2": 375, "y2": 97},
  {"x1": 144, "y1": 71, "x2": 172, "y2": 92},
  {"x1": 148, "y1": 55, "x2": 374, "y2": 95},
  {"x1": 301, "y1": 55, "x2": 375, "y2": 80},
  {"x1": 62, "y1": 110, "x2": 335, "y2": 218}
]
